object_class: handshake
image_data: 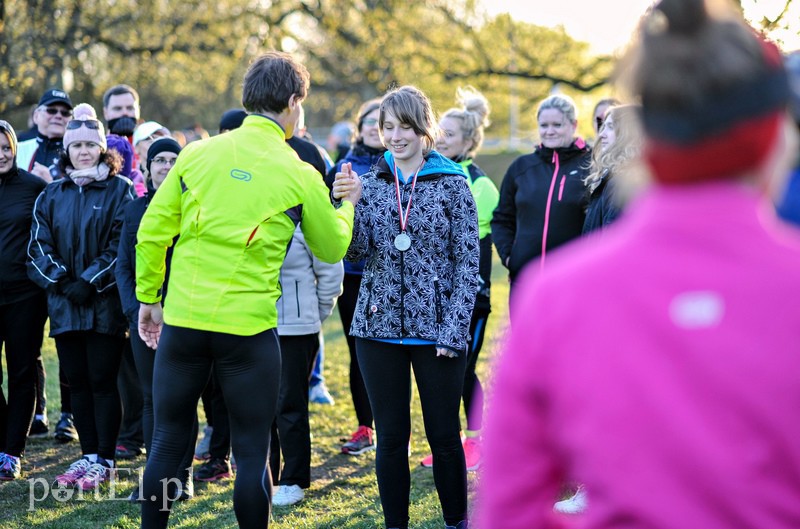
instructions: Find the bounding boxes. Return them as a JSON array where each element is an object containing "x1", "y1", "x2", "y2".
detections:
[{"x1": 332, "y1": 162, "x2": 363, "y2": 205}]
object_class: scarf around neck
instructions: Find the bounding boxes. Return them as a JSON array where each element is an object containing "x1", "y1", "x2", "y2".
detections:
[{"x1": 67, "y1": 162, "x2": 110, "y2": 187}]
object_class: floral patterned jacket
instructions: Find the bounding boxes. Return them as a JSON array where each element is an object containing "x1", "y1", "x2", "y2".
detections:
[{"x1": 346, "y1": 150, "x2": 480, "y2": 354}]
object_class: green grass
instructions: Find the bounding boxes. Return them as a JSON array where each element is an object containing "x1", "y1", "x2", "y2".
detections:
[{"x1": 0, "y1": 256, "x2": 511, "y2": 528}]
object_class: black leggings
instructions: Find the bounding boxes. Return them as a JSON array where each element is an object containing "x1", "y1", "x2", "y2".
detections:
[
  {"x1": 141, "y1": 325, "x2": 281, "y2": 529},
  {"x1": 129, "y1": 325, "x2": 196, "y2": 480},
  {"x1": 463, "y1": 307, "x2": 489, "y2": 432},
  {"x1": 338, "y1": 273, "x2": 373, "y2": 427},
  {"x1": 356, "y1": 338, "x2": 468, "y2": 529},
  {"x1": 269, "y1": 333, "x2": 319, "y2": 488},
  {"x1": 0, "y1": 293, "x2": 48, "y2": 456},
  {"x1": 54, "y1": 331, "x2": 125, "y2": 461}
]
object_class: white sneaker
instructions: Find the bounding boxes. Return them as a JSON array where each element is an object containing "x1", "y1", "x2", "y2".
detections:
[
  {"x1": 553, "y1": 485, "x2": 588, "y2": 514},
  {"x1": 272, "y1": 484, "x2": 304, "y2": 506},
  {"x1": 194, "y1": 425, "x2": 212, "y2": 460},
  {"x1": 309, "y1": 383, "x2": 335, "y2": 405}
]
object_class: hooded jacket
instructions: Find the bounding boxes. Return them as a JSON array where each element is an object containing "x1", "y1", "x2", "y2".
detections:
[
  {"x1": 27, "y1": 172, "x2": 135, "y2": 337},
  {"x1": 277, "y1": 227, "x2": 344, "y2": 336},
  {"x1": 492, "y1": 140, "x2": 591, "y2": 281},
  {"x1": 346, "y1": 150, "x2": 480, "y2": 354}
]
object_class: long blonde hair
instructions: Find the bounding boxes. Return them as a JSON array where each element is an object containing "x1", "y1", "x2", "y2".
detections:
[{"x1": 585, "y1": 105, "x2": 643, "y2": 192}]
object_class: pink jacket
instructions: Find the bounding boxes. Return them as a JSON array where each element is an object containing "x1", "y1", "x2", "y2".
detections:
[{"x1": 478, "y1": 182, "x2": 800, "y2": 529}]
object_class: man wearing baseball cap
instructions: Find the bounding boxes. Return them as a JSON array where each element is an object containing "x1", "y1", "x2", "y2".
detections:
[{"x1": 16, "y1": 88, "x2": 73, "y2": 183}]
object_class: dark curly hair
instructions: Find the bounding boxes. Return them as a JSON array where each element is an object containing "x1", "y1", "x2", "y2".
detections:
[{"x1": 58, "y1": 148, "x2": 123, "y2": 176}]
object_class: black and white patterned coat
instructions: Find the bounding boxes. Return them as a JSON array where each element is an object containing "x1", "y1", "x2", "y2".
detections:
[{"x1": 346, "y1": 152, "x2": 480, "y2": 354}]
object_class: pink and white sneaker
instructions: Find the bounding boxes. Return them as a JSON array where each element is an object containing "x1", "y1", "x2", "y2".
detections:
[
  {"x1": 462, "y1": 437, "x2": 481, "y2": 472},
  {"x1": 53, "y1": 457, "x2": 92, "y2": 487},
  {"x1": 77, "y1": 460, "x2": 112, "y2": 491}
]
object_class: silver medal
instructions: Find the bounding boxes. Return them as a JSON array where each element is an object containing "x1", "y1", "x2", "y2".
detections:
[{"x1": 394, "y1": 233, "x2": 411, "y2": 251}]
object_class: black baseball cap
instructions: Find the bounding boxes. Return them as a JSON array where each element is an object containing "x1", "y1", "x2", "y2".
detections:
[{"x1": 38, "y1": 88, "x2": 73, "y2": 109}]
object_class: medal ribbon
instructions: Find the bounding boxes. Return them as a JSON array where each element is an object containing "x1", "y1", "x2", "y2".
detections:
[{"x1": 393, "y1": 158, "x2": 426, "y2": 233}]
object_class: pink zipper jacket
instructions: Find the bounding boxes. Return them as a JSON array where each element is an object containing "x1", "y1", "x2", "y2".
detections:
[{"x1": 479, "y1": 181, "x2": 800, "y2": 529}]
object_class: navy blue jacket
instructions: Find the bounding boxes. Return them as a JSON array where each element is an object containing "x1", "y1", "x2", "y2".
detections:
[
  {"x1": 325, "y1": 141, "x2": 385, "y2": 275},
  {"x1": 582, "y1": 169, "x2": 622, "y2": 234},
  {"x1": 116, "y1": 184, "x2": 175, "y2": 324}
]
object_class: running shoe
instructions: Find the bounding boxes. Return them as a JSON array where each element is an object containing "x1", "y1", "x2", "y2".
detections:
[
  {"x1": 115, "y1": 444, "x2": 144, "y2": 460},
  {"x1": 340, "y1": 425, "x2": 375, "y2": 455},
  {"x1": 272, "y1": 484, "x2": 304, "y2": 506},
  {"x1": 28, "y1": 417, "x2": 49, "y2": 438},
  {"x1": 53, "y1": 457, "x2": 92, "y2": 487},
  {"x1": 309, "y1": 382, "x2": 335, "y2": 405},
  {"x1": 194, "y1": 457, "x2": 232, "y2": 482},
  {"x1": 462, "y1": 437, "x2": 481, "y2": 471},
  {"x1": 553, "y1": 485, "x2": 588, "y2": 514},
  {"x1": 77, "y1": 460, "x2": 112, "y2": 491},
  {"x1": 54, "y1": 413, "x2": 78, "y2": 443},
  {"x1": 0, "y1": 453, "x2": 21, "y2": 481}
]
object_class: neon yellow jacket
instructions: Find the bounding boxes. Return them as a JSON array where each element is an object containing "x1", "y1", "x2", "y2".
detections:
[{"x1": 135, "y1": 115, "x2": 354, "y2": 335}]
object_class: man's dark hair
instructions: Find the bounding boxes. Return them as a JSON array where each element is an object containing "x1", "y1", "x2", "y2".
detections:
[
  {"x1": 102, "y1": 84, "x2": 140, "y2": 108},
  {"x1": 242, "y1": 51, "x2": 310, "y2": 114}
]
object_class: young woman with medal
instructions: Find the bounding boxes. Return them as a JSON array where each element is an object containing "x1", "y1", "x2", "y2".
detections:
[{"x1": 333, "y1": 85, "x2": 480, "y2": 529}]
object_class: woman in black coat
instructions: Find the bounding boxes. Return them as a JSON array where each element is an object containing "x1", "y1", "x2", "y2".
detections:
[
  {"x1": 0, "y1": 120, "x2": 48, "y2": 481},
  {"x1": 27, "y1": 105, "x2": 133, "y2": 491},
  {"x1": 492, "y1": 94, "x2": 592, "y2": 289}
]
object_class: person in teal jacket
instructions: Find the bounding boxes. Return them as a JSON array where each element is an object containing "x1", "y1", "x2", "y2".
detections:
[
  {"x1": 429, "y1": 87, "x2": 498, "y2": 473},
  {"x1": 135, "y1": 51, "x2": 361, "y2": 529}
]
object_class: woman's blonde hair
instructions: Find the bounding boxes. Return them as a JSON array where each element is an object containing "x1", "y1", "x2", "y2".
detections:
[
  {"x1": 379, "y1": 86, "x2": 438, "y2": 155},
  {"x1": 441, "y1": 86, "x2": 491, "y2": 159},
  {"x1": 585, "y1": 105, "x2": 644, "y2": 191}
]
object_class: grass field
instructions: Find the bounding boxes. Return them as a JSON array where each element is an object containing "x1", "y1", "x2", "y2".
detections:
[{"x1": 0, "y1": 254, "x2": 512, "y2": 529}]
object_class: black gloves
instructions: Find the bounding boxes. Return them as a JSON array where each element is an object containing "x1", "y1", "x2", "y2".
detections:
[{"x1": 60, "y1": 279, "x2": 96, "y2": 305}]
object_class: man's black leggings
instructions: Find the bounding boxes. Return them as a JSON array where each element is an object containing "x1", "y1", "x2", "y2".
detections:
[
  {"x1": 129, "y1": 324, "x2": 196, "y2": 481},
  {"x1": 141, "y1": 325, "x2": 281, "y2": 529},
  {"x1": 356, "y1": 338, "x2": 468, "y2": 529}
]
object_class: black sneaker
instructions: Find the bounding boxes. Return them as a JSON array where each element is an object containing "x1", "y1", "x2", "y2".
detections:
[
  {"x1": 54, "y1": 413, "x2": 78, "y2": 443},
  {"x1": 194, "y1": 457, "x2": 232, "y2": 482},
  {"x1": 115, "y1": 444, "x2": 145, "y2": 460},
  {"x1": 28, "y1": 418, "x2": 49, "y2": 438},
  {"x1": 128, "y1": 485, "x2": 144, "y2": 503}
]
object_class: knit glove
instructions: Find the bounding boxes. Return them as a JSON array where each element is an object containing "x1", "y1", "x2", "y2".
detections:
[{"x1": 61, "y1": 279, "x2": 95, "y2": 305}]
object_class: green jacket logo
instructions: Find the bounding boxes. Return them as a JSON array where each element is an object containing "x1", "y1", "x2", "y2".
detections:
[{"x1": 230, "y1": 169, "x2": 252, "y2": 181}]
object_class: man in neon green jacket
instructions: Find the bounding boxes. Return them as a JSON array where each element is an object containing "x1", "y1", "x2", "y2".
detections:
[{"x1": 135, "y1": 51, "x2": 361, "y2": 529}]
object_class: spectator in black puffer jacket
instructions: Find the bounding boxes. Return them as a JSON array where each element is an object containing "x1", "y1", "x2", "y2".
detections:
[
  {"x1": 27, "y1": 103, "x2": 134, "y2": 492},
  {"x1": 492, "y1": 94, "x2": 591, "y2": 290},
  {"x1": 0, "y1": 120, "x2": 48, "y2": 482}
]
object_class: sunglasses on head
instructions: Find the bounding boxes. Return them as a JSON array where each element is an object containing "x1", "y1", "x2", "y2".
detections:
[
  {"x1": 44, "y1": 107, "x2": 72, "y2": 117},
  {"x1": 66, "y1": 119, "x2": 101, "y2": 130}
]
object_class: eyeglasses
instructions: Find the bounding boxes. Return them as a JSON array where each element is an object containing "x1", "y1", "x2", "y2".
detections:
[
  {"x1": 66, "y1": 119, "x2": 101, "y2": 130},
  {"x1": 151, "y1": 157, "x2": 176, "y2": 166},
  {"x1": 43, "y1": 107, "x2": 72, "y2": 117},
  {"x1": 362, "y1": 118, "x2": 379, "y2": 127}
]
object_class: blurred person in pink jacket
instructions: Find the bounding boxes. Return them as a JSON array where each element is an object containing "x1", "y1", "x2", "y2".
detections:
[{"x1": 478, "y1": 0, "x2": 800, "y2": 528}]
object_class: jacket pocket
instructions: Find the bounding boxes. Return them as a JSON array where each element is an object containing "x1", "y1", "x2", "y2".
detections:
[
  {"x1": 294, "y1": 281, "x2": 301, "y2": 318},
  {"x1": 558, "y1": 175, "x2": 566, "y2": 201}
]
